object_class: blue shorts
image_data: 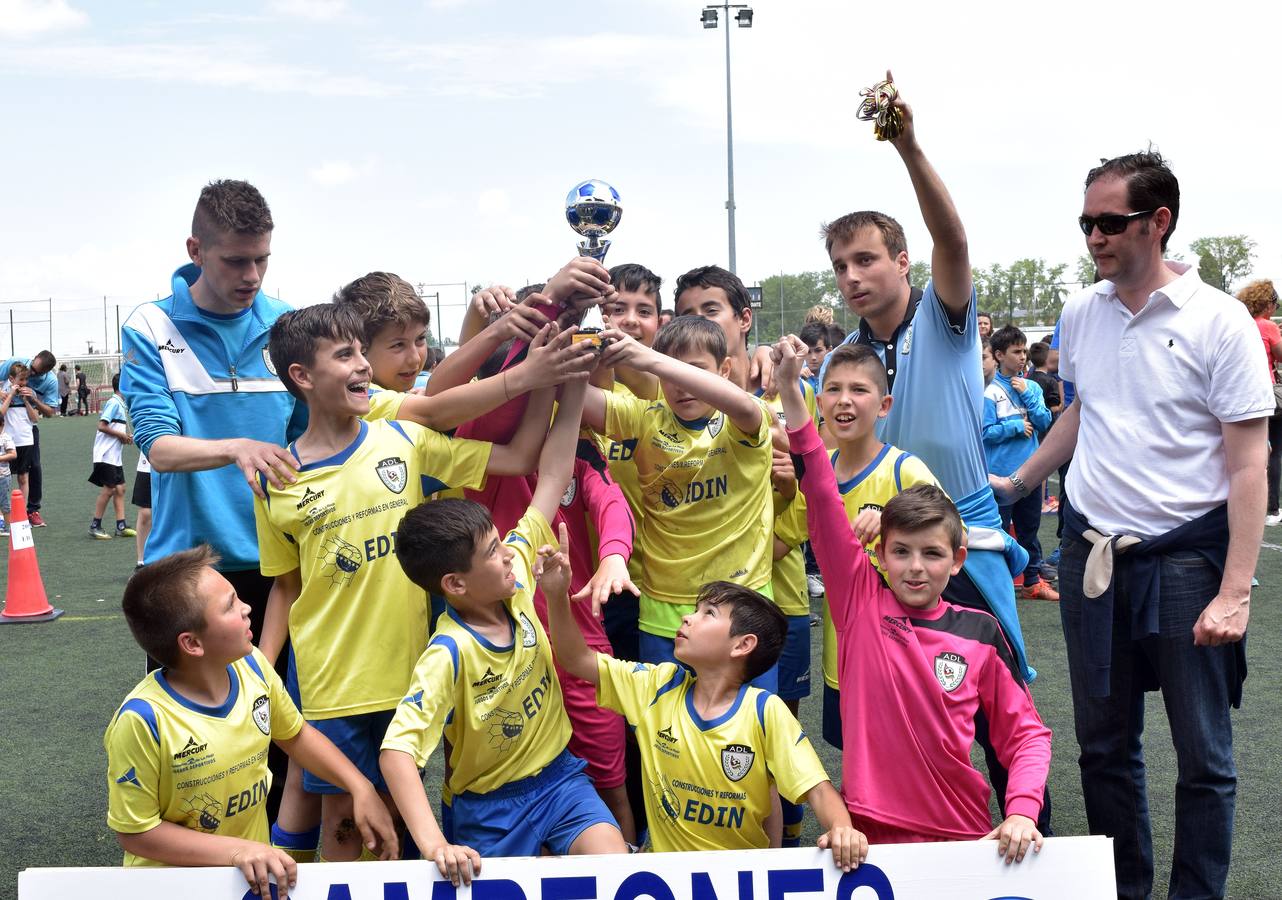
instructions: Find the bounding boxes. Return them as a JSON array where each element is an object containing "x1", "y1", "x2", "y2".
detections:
[
  {"x1": 776, "y1": 615, "x2": 811, "y2": 701},
  {"x1": 304, "y1": 709, "x2": 396, "y2": 794},
  {"x1": 284, "y1": 647, "x2": 301, "y2": 708},
  {"x1": 822, "y1": 683, "x2": 843, "y2": 749},
  {"x1": 638, "y1": 631, "x2": 778, "y2": 693},
  {"x1": 452, "y1": 749, "x2": 616, "y2": 856}
]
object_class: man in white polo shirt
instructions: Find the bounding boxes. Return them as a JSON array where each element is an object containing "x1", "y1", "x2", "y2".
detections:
[{"x1": 997, "y1": 151, "x2": 1271, "y2": 899}]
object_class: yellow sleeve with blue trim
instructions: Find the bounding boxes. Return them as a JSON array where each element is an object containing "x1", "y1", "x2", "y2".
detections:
[
  {"x1": 104, "y1": 705, "x2": 164, "y2": 836},
  {"x1": 253, "y1": 493, "x2": 300, "y2": 578},
  {"x1": 380, "y1": 640, "x2": 458, "y2": 769},
  {"x1": 414, "y1": 423, "x2": 493, "y2": 495},
  {"x1": 594, "y1": 655, "x2": 681, "y2": 724},
  {"x1": 365, "y1": 388, "x2": 406, "y2": 421},
  {"x1": 759, "y1": 692, "x2": 828, "y2": 804}
]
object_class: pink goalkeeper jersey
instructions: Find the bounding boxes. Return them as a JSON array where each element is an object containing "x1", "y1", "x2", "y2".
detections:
[{"x1": 788, "y1": 419, "x2": 1051, "y2": 839}]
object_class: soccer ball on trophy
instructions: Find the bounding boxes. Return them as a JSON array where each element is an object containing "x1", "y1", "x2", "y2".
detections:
[{"x1": 565, "y1": 179, "x2": 622, "y2": 263}]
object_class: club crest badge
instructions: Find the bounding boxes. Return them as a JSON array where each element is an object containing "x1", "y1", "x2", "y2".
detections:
[
  {"x1": 518, "y1": 611, "x2": 538, "y2": 648},
  {"x1": 560, "y1": 477, "x2": 577, "y2": 508},
  {"x1": 376, "y1": 457, "x2": 407, "y2": 494},
  {"x1": 262, "y1": 347, "x2": 277, "y2": 376},
  {"x1": 721, "y1": 743, "x2": 754, "y2": 781},
  {"x1": 252, "y1": 695, "x2": 271, "y2": 735},
  {"x1": 934, "y1": 652, "x2": 968, "y2": 692},
  {"x1": 901, "y1": 323, "x2": 914, "y2": 356},
  {"x1": 707, "y1": 413, "x2": 724, "y2": 438}
]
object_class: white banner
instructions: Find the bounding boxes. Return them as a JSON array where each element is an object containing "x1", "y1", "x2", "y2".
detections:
[{"x1": 20, "y1": 839, "x2": 1114, "y2": 900}]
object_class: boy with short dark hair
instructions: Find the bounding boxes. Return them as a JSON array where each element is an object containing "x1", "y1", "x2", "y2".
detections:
[
  {"x1": 546, "y1": 557, "x2": 866, "y2": 867},
  {"x1": 104, "y1": 545, "x2": 396, "y2": 899},
  {"x1": 776, "y1": 337, "x2": 1051, "y2": 861},
  {"x1": 254, "y1": 303, "x2": 553, "y2": 862},
  {"x1": 983, "y1": 325, "x2": 1056, "y2": 601},
  {"x1": 88, "y1": 373, "x2": 138, "y2": 540},
  {"x1": 581, "y1": 316, "x2": 775, "y2": 668},
  {"x1": 798, "y1": 321, "x2": 831, "y2": 393},
  {"x1": 381, "y1": 376, "x2": 628, "y2": 880}
]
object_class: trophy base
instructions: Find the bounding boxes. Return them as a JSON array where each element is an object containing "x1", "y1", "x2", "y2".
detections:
[
  {"x1": 576, "y1": 239, "x2": 611, "y2": 263},
  {"x1": 572, "y1": 328, "x2": 610, "y2": 350}
]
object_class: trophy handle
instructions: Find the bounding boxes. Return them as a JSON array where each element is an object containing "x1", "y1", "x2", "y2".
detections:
[{"x1": 576, "y1": 238, "x2": 611, "y2": 263}]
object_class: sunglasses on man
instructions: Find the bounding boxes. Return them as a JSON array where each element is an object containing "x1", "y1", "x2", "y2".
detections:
[{"x1": 1078, "y1": 209, "x2": 1157, "y2": 236}]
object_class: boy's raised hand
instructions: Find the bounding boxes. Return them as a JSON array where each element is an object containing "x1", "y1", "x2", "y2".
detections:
[
  {"x1": 772, "y1": 335, "x2": 808, "y2": 385},
  {"x1": 545, "y1": 257, "x2": 613, "y2": 308},
  {"x1": 851, "y1": 507, "x2": 882, "y2": 545},
  {"x1": 471, "y1": 284, "x2": 518, "y2": 321},
  {"x1": 597, "y1": 328, "x2": 652, "y2": 371},
  {"x1": 985, "y1": 813, "x2": 1043, "y2": 864},
  {"x1": 523, "y1": 324, "x2": 597, "y2": 388},
  {"x1": 229, "y1": 842, "x2": 297, "y2": 899},
  {"x1": 817, "y1": 824, "x2": 869, "y2": 873},
  {"x1": 572, "y1": 553, "x2": 639, "y2": 617},
  {"x1": 536, "y1": 522, "x2": 574, "y2": 601},
  {"x1": 489, "y1": 304, "x2": 554, "y2": 344},
  {"x1": 351, "y1": 785, "x2": 400, "y2": 860}
]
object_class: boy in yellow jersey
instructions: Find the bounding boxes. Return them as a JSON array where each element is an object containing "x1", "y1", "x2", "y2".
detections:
[
  {"x1": 581, "y1": 316, "x2": 774, "y2": 671},
  {"x1": 597, "y1": 262, "x2": 664, "y2": 661},
  {"x1": 776, "y1": 341, "x2": 939, "y2": 748},
  {"x1": 253, "y1": 304, "x2": 553, "y2": 863},
  {"x1": 544, "y1": 544, "x2": 866, "y2": 867},
  {"x1": 381, "y1": 375, "x2": 627, "y2": 883},
  {"x1": 104, "y1": 546, "x2": 397, "y2": 900}
]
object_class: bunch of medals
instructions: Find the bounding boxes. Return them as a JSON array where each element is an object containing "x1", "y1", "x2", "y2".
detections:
[{"x1": 856, "y1": 79, "x2": 904, "y2": 141}]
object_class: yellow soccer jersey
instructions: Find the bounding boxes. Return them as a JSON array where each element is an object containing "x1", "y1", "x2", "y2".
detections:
[
  {"x1": 594, "y1": 381, "x2": 646, "y2": 582},
  {"x1": 104, "y1": 649, "x2": 303, "y2": 866},
  {"x1": 760, "y1": 380, "x2": 819, "y2": 619},
  {"x1": 818, "y1": 443, "x2": 939, "y2": 689},
  {"x1": 603, "y1": 391, "x2": 773, "y2": 620},
  {"x1": 254, "y1": 418, "x2": 492, "y2": 719},
  {"x1": 596, "y1": 656, "x2": 828, "y2": 852},
  {"x1": 772, "y1": 492, "x2": 809, "y2": 617},
  {"x1": 381, "y1": 509, "x2": 572, "y2": 796},
  {"x1": 364, "y1": 387, "x2": 406, "y2": 421}
]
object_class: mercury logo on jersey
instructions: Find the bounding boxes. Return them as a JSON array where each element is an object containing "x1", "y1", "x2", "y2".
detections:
[
  {"x1": 296, "y1": 487, "x2": 325, "y2": 510},
  {"x1": 173, "y1": 736, "x2": 209, "y2": 760},
  {"x1": 471, "y1": 667, "x2": 502, "y2": 689}
]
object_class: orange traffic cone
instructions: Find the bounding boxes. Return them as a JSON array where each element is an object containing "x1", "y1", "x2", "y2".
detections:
[{"x1": 1, "y1": 490, "x2": 62, "y2": 623}]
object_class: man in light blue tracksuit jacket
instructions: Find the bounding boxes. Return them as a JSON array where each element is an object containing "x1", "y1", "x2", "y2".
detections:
[
  {"x1": 983, "y1": 324, "x2": 1054, "y2": 599},
  {"x1": 120, "y1": 180, "x2": 304, "y2": 648}
]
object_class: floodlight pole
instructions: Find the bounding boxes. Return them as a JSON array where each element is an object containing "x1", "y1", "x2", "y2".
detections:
[{"x1": 703, "y1": 4, "x2": 752, "y2": 275}]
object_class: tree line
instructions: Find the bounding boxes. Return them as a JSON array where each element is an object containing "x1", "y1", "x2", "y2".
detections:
[{"x1": 748, "y1": 234, "x2": 1257, "y2": 343}]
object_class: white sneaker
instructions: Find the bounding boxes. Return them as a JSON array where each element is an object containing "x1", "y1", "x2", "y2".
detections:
[
  {"x1": 806, "y1": 573, "x2": 824, "y2": 599},
  {"x1": 1266, "y1": 513, "x2": 1282, "y2": 527}
]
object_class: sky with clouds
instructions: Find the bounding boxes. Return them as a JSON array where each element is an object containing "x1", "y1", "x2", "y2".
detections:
[{"x1": 1, "y1": 0, "x2": 1278, "y2": 356}]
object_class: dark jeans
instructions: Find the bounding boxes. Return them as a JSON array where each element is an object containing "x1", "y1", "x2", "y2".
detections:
[
  {"x1": 1059, "y1": 533, "x2": 1237, "y2": 900},
  {"x1": 1267, "y1": 413, "x2": 1282, "y2": 515},
  {"x1": 999, "y1": 487, "x2": 1043, "y2": 584},
  {"x1": 58, "y1": 394, "x2": 68, "y2": 416},
  {"x1": 1056, "y1": 457, "x2": 1072, "y2": 540},
  {"x1": 27, "y1": 424, "x2": 41, "y2": 512}
]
